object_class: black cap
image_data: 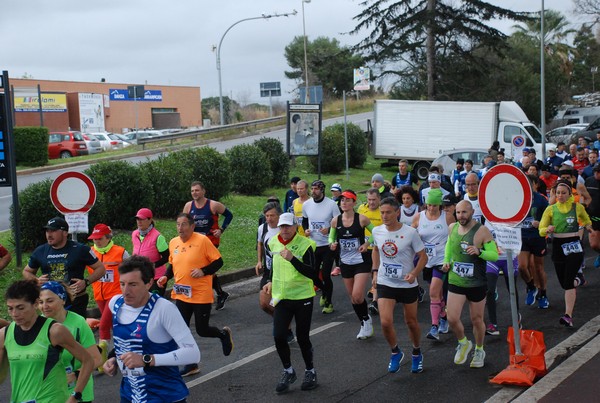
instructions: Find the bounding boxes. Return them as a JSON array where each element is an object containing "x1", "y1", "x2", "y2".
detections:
[
  {"x1": 290, "y1": 176, "x2": 301, "y2": 184},
  {"x1": 541, "y1": 164, "x2": 551, "y2": 172},
  {"x1": 442, "y1": 194, "x2": 454, "y2": 206},
  {"x1": 44, "y1": 217, "x2": 69, "y2": 231},
  {"x1": 456, "y1": 158, "x2": 465, "y2": 165}
]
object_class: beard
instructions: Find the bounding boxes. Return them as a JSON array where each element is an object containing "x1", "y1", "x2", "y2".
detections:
[{"x1": 459, "y1": 216, "x2": 472, "y2": 227}]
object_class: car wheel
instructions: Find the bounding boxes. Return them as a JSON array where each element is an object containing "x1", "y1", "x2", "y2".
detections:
[
  {"x1": 60, "y1": 151, "x2": 72, "y2": 159},
  {"x1": 414, "y1": 161, "x2": 431, "y2": 181}
]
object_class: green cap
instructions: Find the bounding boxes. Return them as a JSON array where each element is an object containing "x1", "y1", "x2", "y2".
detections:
[{"x1": 426, "y1": 188, "x2": 443, "y2": 205}]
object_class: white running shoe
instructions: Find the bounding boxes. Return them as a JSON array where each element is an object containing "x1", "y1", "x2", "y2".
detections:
[
  {"x1": 470, "y1": 348, "x2": 486, "y2": 368},
  {"x1": 454, "y1": 340, "x2": 473, "y2": 365},
  {"x1": 361, "y1": 316, "x2": 374, "y2": 339}
]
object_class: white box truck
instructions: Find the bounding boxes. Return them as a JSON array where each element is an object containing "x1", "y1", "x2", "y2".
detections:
[{"x1": 373, "y1": 100, "x2": 554, "y2": 179}]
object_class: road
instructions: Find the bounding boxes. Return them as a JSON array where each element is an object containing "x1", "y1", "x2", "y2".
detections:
[
  {"x1": 2, "y1": 246, "x2": 598, "y2": 401},
  {"x1": 0, "y1": 112, "x2": 373, "y2": 232}
]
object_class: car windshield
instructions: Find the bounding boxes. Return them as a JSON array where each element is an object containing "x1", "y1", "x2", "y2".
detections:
[
  {"x1": 73, "y1": 132, "x2": 85, "y2": 141},
  {"x1": 525, "y1": 125, "x2": 543, "y2": 143}
]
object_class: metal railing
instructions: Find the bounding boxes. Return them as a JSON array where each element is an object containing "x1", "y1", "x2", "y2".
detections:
[{"x1": 136, "y1": 115, "x2": 285, "y2": 149}]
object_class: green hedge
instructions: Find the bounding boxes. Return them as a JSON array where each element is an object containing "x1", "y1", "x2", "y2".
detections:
[
  {"x1": 253, "y1": 137, "x2": 290, "y2": 187},
  {"x1": 11, "y1": 178, "x2": 55, "y2": 251},
  {"x1": 14, "y1": 126, "x2": 48, "y2": 166},
  {"x1": 226, "y1": 144, "x2": 272, "y2": 195},
  {"x1": 309, "y1": 123, "x2": 367, "y2": 173}
]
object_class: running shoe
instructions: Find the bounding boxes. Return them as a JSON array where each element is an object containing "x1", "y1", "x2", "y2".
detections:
[
  {"x1": 438, "y1": 317, "x2": 449, "y2": 334},
  {"x1": 301, "y1": 369, "x2": 318, "y2": 390},
  {"x1": 485, "y1": 324, "x2": 499, "y2": 336},
  {"x1": 388, "y1": 351, "x2": 404, "y2": 373},
  {"x1": 411, "y1": 353, "x2": 424, "y2": 373},
  {"x1": 322, "y1": 303, "x2": 334, "y2": 314},
  {"x1": 525, "y1": 288, "x2": 538, "y2": 306},
  {"x1": 418, "y1": 286, "x2": 426, "y2": 303},
  {"x1": 357, "y1": 317, "x2": 374, "y2": 340},
  {"x1": 454, "y1": 340, "x2": 473, "y2": 365},
  {"x1": 98, "y1": 340, "x2": 108, "y2": 373},
  {"x1": 276, "y1": 369, "x2": 297, "y2": 393},
  {"x1": 286, "y1": 329, "x2": 295, "y2": 343},
  {"x1": 470, "y1": 349, "x2": 486, "y2": 368},
  {"x1": 494, "y1": 289, "x2": 498, "y2": 301},
  {"x1": 538, "y1": 296, "x2": 550, "y2": 309},
  {"x1": 577, "y1": 272, "x2": 587, "y2": 287},
  {"x1": 216, "y1": 291, "x2": 230, "y2": 311},
  {"x1": 426, "y1": 325, "x2": 439, "y2": 340},
  {"x1": 368, "y1": 301, "x2": 379, "y2": 316},
  {"x1": 180, "y1": 364, "x2": 200, "y2": 377},
  {"x1": 560, "y1": 314, "x2": 574, "y2": 328},
  {"x1": 319, "y1": 296, "x2": 326, "y2": 307},
  {"x1": 595, "y1": 255, "x2": 600, "y2": 268},
  {"x1": 221, "y1": 327, "x2": 234, "y2": 356},
  {"x1": 331, "y1": 267, "x2": 341, "y2": 276}
]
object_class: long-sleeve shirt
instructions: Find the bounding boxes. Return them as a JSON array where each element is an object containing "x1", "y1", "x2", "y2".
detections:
[{"x1": 539, "y1": 198, "x2": 591, "y2": 237}]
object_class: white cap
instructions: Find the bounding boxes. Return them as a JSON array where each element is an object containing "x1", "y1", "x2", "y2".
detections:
[
  {"x1": 278, "y1": 212, "x2": 296, "y2": 227},
  {"x1": 562, "y1": 160, "x2": 574, "y2": 167}
]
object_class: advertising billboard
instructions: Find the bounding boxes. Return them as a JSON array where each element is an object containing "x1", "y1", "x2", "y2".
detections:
[
  {"x1": 13, "y1": 93, "x2": 67, "y2": 112},
  {"x1": 79, "y1": 93, "x2": 105, "y2": 132}
]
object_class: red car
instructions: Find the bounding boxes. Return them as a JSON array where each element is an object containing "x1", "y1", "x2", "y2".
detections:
[{"x1": 48, "y1": 131, "x2": 89, "y2": 159}]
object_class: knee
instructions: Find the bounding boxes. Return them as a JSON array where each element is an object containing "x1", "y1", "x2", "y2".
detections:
[
  {"x1": 351, "y1": 293, "x2": 364, "y2": 305},
  {"x1": 380, "y1": 317, "x2": 394, "y2": 330}
]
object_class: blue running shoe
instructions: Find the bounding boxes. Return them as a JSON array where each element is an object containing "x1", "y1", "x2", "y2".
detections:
[
  {"x1": 595, "y1": 255, "x2": 600, "y2": 269},
  {"x1": 438, "y1": 317, "x2": 449, "y2": 334},
  {"x1": 426, "y1": 325, "x2": 439, "y2": 340},
  {"x1": 525, "y1": 288, "x2": 537, "y2": 306},
  {"x1": 388, "y1": 351, "x2": 404, "y2": 373},
  {"x1": 411, "y1": 353, "x2": 424, "y2": 373},
  {"x1": 538, "y1": 296, "x2": 549, "y2": 309}
]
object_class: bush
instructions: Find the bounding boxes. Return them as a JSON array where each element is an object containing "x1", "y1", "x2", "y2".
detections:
[
  {"x1": 171, "y1": 147, "x2": 232, "y2": 201},
  {"x1": 226, "y1": 144, "x2": 272, "y2": 195},
  {"x1": 253, "y1": 137, "x2": 290, "y2": 187},
  {"x1": 11, "y1": 178, "x2": 55, "y2": 251},
  {"x1": 14, "y1": 126, "x2": 48, "y2": 166},
  {"x1": 345, "y1": 123, "x2": 368, "y2": 168},
  {"x1": 309, "y1": 126, "x2": 345, "y2": 173},
  {"x1": 85, "y1": 160, "x2": 151, "y2": 230}
]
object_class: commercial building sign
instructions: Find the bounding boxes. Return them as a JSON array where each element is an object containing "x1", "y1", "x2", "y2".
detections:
[
  {"x1": 14, "y1": 93, "x2": 67, "y2": 112},
  {"x1": 79, "y1": 93, "x2": 105, "y2": 132},
  {"x1": 109, "y1": 89, "x2": 162, "y2": 101}
]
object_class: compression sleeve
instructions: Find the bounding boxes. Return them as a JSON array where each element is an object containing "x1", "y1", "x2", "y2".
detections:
[
  {"x1": 201, "y1": 257, "x2": 224, "y2": 275},
  {"x1": 290, "y1": 247, "x2": 316, "y2": 280},
  {"x1": 154, "y1": 249, "x2": 170, "y2": 268},
  {"x1": 365, "y1": 223, "x2": 375, "y2": 233},
  {"x1": 164, "y1": 264, "x2": 173, "y2": 280},
  {"x1": 479, "y1": 240, "x2": 499, "y2": 262},
  {"x1": 302, "y1": 218, "x2": 309, "y2": 232},
  {"x1": 328, "y1": 226, "x2": 337, "y2": 244},
  {"x1": 443, "y1": 238, "x2": 453, "y2": 265},
  {"x1": 221, "y1": 208, "x2": 233, "y2": 230}
]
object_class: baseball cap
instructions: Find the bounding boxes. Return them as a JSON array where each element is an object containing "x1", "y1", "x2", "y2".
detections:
[
  {"x1": 442, "y1": 194, "x2": 454, "y2": 206},
  {"x1": 562, "y1": 160, "x2": 574, "y2": 167},
  {"x1": 541, "y1": 164, "x2": 551, "y2": 172},
  {"x1": 528, "y1": 148, "x2": 536, "y2": 154},
  {"x1": 277, "y1": 212, "x2": 296, "y2": 227},
  {"x1": 88, "y1": 223, "x2": 112, "y2": 240},
  {"x1": 341, "y1": 190, "x2": 357, "y2": 200},
  {"x1": 44, "y1": 217, "x2": 69, "y2": 231},
  {"x1": 522, "y1": 147, "x2": 530, "y2": 153},
  {"x1": 331, "y1": 183, "x2": 342, "y2": 192},
  {"x1": 135, "y1": 208, "x2": 153, "y2": 220}
]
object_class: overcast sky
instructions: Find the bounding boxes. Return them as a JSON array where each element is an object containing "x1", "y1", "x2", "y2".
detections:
[{"x1": 1, "y1": 0, "x2": 582, "y2": 105}]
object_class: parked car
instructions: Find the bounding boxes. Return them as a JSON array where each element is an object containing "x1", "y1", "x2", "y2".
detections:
[
  {"x1": 546, "y1": 124, "x2": 588, "y2": 145},
  {"x1": 431, "y1": 148, "x2": 487, "y2": 176},
  {"x1": 88, "y1": 132, "x2": 120, "y2": 151},
  {"x1": 48, "y1": 131, "x2": 88, "y2": 159},
  {"x1": 81, "y1": 133, "x2": 103, "y2": 154},
  {"x1": 122, "y1": 130, "x2": 161, "y2": 144},
  {"x1": 108, "y1": 133, "x2": 131, "y2": 148}
]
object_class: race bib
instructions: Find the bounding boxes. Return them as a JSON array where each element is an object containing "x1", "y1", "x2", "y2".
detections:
[
  {"x1": 382, "y1": 262, "x2": 403, "y2": 279},
  {"x1": 340, "y1": 238, "x2": 360, "y2": 252},
  {"x1": 173, "y1": 283, "x2": 192, "y2": 297},
  {"x1": 452, "y1": 262, "x2": 474, "y2": 278},
  {"x1": 521, "y1": 217, "x2": 534, "y2": 229},
  {"x1": 99, "y1": 269, "x2": 114, "y2": 283},
  {"x1": 561, "y1": 241, "x2": 583, "y2": 256},
  {"x1": 310, "y1": 221, "x2": 326, "y2": 230},
  {"x1": 424, "y1": 243, "x2": 436, "y2": 258}
]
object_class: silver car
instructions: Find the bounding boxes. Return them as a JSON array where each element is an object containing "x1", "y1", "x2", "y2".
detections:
[
  {"x1": 81, "y1": 133, "x2": 103, "y2": 154},
  {"x1": 431, "y1": 148, "x2": 487, "y2": 175}
]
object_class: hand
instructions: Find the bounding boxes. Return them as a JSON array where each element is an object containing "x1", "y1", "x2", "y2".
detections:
[
  {"x1": 120, "y1": 352, "x2": 144, "y2": 369},
  {"x1": 319, "y1": 227, "x2": 329, "y2": 235},
  {"x1": 358, "y1": 242, "x2": 368, "y2": 253},
  {"x1": 69, "y1": 278, "x2": 86, "y2": 294},
  {"x1": 38, "y1": 274, "x2": 50, "y2": 284},
  {"x1": 262, "y1": 282, "x2": 272, "y2": 295},
  {"x1": 304, "y1": 229, "x2": 312, "y2": 236},
  {"x1": 465, "y1": 245, "x2": 480, "y2": 256},
  {"x1": 330, "y1": 242, "x2": 338, "y2": 251},
  {"x1": 279, "y1": 248, "x2": 294, "y2": 262},
  {"x1": 371, "y1": 272, "x2": 378, "y2": 289},
  {"x1": 442, "y1": 263, "x2": 450, "y2": 272},
  {"x1": 547, "y1": 225, "x2": 555, "y2": 234},
  {"x1": 156, "y1": 276, "x2": 167, "y2": 288},
  {"x1": 212, "y1": 228, "x2": 223, "y2": 239},
  {"x1": 66, "y1": 368, "x2": 77, "y2": 384},
  {"x1": 532, "y1": 220, "x2": 540, "y2": 228},
  {"x1": 103, "y1": 357, "x2": 118, "y2": 376},
  {"x1": 191, "y1": 269, "x2": 205, "y2": 278},
  {"x1": 403, "y1": 272, "x2": 416, "y2": 284},
  {"x1": 255, "y1": 262, "x2": 263, "y2": 276}
]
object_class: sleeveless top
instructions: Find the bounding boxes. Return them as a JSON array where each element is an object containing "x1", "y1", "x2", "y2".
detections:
[
  {"x1": 335, "y1": 213, "x2": 369, "y2": 266},
  {"x1": 293, "y1": 197, "x2": 306, "y2": 236},
  {"x1": 400, "y1": 204, "x2": 418, "y2": 226},
  {"x1": 268, "y1": 235, "x2": 316, "y2": 302},
  {"x1": 447, "y1": 222, "x2": 487, "y2": 288},
  {"x1": 464, "y1": 194, "x2": 484, "y2": 223},
  {"x1": 132, "y1": 227, "x2": 166, "y2": 279},
  {"x1": 189, "y1": 199, "x2": 220, "y2": 246},
  {"x1": 551, "y1": 203, "x2": 579, "y2": 234},
  {"x1": 416, "y1": 210, "x2": 449, "y2": 267},
  {"x1": 113, "y1": 294, "x2": 188, "y2": 403}
]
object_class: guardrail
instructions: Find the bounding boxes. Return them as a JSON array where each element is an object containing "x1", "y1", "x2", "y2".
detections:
[{"x1": 137, "y1": 115, "x2": 285, "y2": 150}]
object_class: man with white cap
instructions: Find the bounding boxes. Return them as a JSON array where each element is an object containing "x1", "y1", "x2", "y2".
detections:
[
  {"x1": 23, "y1": 217, "x2": 106, "y2": 318},
  {"x1": 264, "y1": 212, "x2": 319, "y2": 393}
]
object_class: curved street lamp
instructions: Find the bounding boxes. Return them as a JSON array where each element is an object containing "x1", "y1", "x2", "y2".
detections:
[{"x1": 217, "y1": 11, "x2": 298, "y2": 126}]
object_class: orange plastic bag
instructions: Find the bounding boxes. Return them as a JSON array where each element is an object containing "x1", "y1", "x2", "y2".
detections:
[{"x1": 507, "y1": 327, "x2": 547, "y2": 377}]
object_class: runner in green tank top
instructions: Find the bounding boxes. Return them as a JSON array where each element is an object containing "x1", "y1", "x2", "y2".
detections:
[
  {"x1": 0, "y1": 279, "x2": 94, "y2": 403},
  {"x1": 442, "y1": 201, "x2": 498, "y2": 369}
]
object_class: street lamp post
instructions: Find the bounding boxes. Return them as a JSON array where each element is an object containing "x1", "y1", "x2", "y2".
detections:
[
  {"x1": 302, "y1": 0, "x2": 311, "y2": 103},
  {"x1": 592, "y1": 66, "x2": 598, "y2": 92},
  {"x1": 217, "y1": 11, "x2": 297, "y2": 126}
]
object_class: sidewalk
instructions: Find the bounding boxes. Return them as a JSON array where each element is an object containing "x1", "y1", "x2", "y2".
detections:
[{"x1": 487, "y1": 315, "x2": 600, "y2": 402}]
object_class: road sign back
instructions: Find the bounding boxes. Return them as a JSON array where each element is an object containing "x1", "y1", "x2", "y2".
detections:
[{"x1": 50, "y1": 171, "x2": 96, "y2": 214}]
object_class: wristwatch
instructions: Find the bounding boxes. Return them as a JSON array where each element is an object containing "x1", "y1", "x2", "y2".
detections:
[
  {"x1": 84, "y1": 278, "x2": 90, "y2": 287},
  {"x1": 71, "y1": 391, "x2": 83, "y2": 401},
  {"x1": 143, "y1": 354, "x2": 153, "y2": 368}
]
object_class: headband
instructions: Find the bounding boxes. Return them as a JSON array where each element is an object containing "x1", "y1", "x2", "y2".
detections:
[
  {"x1": 428, "y1": 173, "x2": 441, "y2": 182},
  {"x1": 556, "y1": 182, "x2": 572, "y2": 194},
  {"x1": 41, "y1": 281, "x2": 67, "y2": 302}
]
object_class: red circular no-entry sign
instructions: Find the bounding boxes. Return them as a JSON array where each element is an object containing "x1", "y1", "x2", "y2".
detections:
[
  {"x1": 479, "y1": 164, "x2": 532, "y2": 226},
  {"x1": 50, "y1": 172, "x2": 97, "y2": 214}
]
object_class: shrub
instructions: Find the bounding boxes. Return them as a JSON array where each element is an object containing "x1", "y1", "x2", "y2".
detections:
[
  {"x1": 14, "y1": 126, "x2": 48, "y2": 166},
  {"x1": 345, "y1": 123, "x2": 368, "y2": 168},
  {"x1": 11, "y1": 178, "x2": 55, "y2": 251},
  {"x1": 309, "y1": 126, "x2": 345, "y2": 173},
  {"x1": 85, "y1": 160, "x2": 151, "y2": 230},
  {"x1": 253, "y1": 137, "x2": 290, "y2": 187},
  {"x1": 226, "y1": 144, "x2": 272, "y2": 195},
  {"x1": 171, "y1": 147, "x2": 232, "y2": 201}
]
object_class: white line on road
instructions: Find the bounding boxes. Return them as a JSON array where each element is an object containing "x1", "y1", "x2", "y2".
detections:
[{"x1": 185, "y1": 321, "x2": 343, "y2": 389}]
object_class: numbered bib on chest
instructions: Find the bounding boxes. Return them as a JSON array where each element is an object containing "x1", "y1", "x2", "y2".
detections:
[
  {"x1": 340, "y1": 238, "x2": 360, "y2": 251},
  {"x1": 311, "y1": 221, "x2": 325, "y2": 230},
  {"x1": 382, "y1": 262, "x2": 403, "y2": 279},
  {"x1": 173, "y1": 283, "x2": 192, "y2": 297},
  {"x1": 561, "y1": 241, "x2": 583, "y2": 256},
  {"x1": 99, "y1": 269, "x2": 114, "y2": 283},
  {"x1": 452, "y1": 262, "x2": 474, "y2": 278},
  {"x1": 424, "y1": 243, "x2": 436, "y2": 258}
]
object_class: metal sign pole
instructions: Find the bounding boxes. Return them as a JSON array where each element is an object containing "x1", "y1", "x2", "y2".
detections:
[{"x1": 506, "y1": 249, "x2": 522, "y2": 355}]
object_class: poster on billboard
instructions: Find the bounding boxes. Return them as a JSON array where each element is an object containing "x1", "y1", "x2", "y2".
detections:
[
  {"x1": 79, "y1": 93, "x2": 105, "y2": 132},
  {"x1": 13, "y1": 93, "x2": 67, "y2": 112},
  {"x1": 353, "y1": 67, "x2": 370, "y2": 91},
  {"x1": 287, "y1": 103, "x2": 321, "y2": 156}
]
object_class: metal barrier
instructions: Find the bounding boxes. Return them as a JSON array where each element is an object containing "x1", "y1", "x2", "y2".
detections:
[{"x1": 137, "y1": 115, "x2": 285, "y2": 150}]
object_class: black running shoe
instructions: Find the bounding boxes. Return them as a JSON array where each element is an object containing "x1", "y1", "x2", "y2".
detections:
[
  {"x1": 301, "y1": 369, "x2": 318, "y2": 390},
  {"x1": 216, "y1": 291, "x2": 230, "y2": 311},
  {"x1": 276, "y1": 369, "x2": 297, "y2": 393},
  {"x1": 221, "y1": 326, "x2": 234, "y2": 356}
]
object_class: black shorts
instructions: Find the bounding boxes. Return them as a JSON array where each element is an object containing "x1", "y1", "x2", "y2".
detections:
[
  {"x1": 520, "y1": 236, "x2": 547, "y2": 256},
  {"x1": 340, "y1": 262, "x2": 371, "y2": 279},
  {"x1": 376, "y1": 284, "x2": 419, "y2": 304},
  {"x1": 448, "y1": 284, "x2": 487, "y2": 302},
  {"x1": 259, "y1": 272, "x2": 270, "y2": 290}
]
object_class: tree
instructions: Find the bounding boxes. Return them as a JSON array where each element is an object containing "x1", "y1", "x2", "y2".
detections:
[
  {"x1": 575, "y1": 0, "x2": 600, "y2": 22},
  {"x1": 284, "y1": 36, "x2": 364, "y2": 100},
  {"x1": 351, "y1": 0, "x2": 529, "y2": 99},
  {"x1": 571, "y1": 24, "x2": 600, "y2": 93},
  {"x1": 201, "y1": 96, "x2": 239, "y2": 125}
]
